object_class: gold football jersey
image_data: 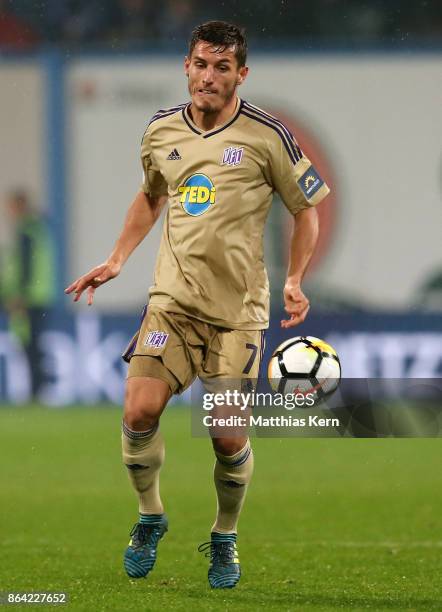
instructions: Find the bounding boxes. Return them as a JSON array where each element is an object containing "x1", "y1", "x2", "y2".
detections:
[{"x1": 141, "y1": 98, "x2": 329, "y2": 330}]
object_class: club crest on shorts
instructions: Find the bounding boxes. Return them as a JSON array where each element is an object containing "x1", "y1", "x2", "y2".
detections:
[{"x1": 144, "y1": 330, "x2": 169, "y2": 349}]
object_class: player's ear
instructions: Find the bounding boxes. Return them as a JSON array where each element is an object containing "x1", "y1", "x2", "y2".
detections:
[
  {"x1": 236, "y1": 65, "x2": 249, "y2": 85},
  {"x1": 184, "y1": 56, "x2": 190, "y2": 77}
]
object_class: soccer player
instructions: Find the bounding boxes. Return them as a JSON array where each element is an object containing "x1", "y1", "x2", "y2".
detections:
[{"x1": 65, "y1": 21, "x2": 329, "y2": 588}]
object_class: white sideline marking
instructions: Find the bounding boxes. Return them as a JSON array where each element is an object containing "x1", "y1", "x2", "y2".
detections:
[{"x1": 285, "y1": 541, "x2": 442, "y2": 548}]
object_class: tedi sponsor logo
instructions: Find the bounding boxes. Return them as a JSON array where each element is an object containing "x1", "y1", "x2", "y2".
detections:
[{"x1": 178, "y1": 173, "x2": 216, "y2": 216}]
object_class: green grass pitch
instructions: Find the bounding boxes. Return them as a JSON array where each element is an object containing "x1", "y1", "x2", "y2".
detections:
[{"x1": 1, "y1": 406, "x2": 441, "y2": 611}]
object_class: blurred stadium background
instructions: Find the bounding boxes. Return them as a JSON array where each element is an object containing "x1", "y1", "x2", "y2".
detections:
[{"x1": 0, "y1": 1, "x2": 441, "y2": 402}]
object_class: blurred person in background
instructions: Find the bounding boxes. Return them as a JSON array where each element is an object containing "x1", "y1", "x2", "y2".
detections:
[
  {"x1": 43, "y1": 0, "x2": 116, "y2": 44},
  {"x1": 3, "y1": 0, "x2": 441, "y2": 47},
  {"x1": 158, "y1": 0, "x2": 197, "y2": 41},
  {"x1": 316, "y1": 0, "x2": 385, "y2": 42},
  {"x1": 418, "y1": 262, "x2": 442, "y2": 310},
  {"x1": 62, "y1": 0, "x2": 110, "y2": 44},
  {"x1": 110, "y1": 0, "x2": 160, "y2": 45},
  {"x1": 0, "y1": 190, "x2": 55, "y2": 398},
  {"x1": 0, "y1": 0, "x2": 39, "y2": 49}
]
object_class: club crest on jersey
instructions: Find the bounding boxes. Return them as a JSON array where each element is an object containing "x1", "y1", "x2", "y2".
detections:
[
  {"x1": 221, "y1": 146, "x2": 244, "y2": 166},
  {"x1": 178, "y1": 173, "x2": 216, "y2": 216},
  {"x1": 144, "y1": 330, "x2": 169, "y2": 349}
]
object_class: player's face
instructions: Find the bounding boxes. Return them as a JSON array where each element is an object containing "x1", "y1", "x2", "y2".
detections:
[{"x1": 185, "y1": 41, "x2": 248, "y2": 113}]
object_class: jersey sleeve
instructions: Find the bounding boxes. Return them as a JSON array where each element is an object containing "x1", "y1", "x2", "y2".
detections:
[
  {"x1": 140, "y1": 127, "x2": 169, "y2": 197},
  {"x1": 268, "y1": 130, "x2": 330, "y2": 214}
]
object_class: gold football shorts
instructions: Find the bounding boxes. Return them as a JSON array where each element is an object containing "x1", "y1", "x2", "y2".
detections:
[{"x1": 122, "y1": 306, "x2": 265, "y2": 394}]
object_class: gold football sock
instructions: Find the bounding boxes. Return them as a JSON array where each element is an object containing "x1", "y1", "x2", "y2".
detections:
[
  {"x1": 211, "y1": 439, "x2": 254, "y2": 534},
  {"x1": 122, "y1": 421, "x2": 165, "y2": 515}
]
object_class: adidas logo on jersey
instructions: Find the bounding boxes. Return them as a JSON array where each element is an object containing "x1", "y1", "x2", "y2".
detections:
[{"x1": 167, "y1": 148, "x2": 181, "y2": 160}]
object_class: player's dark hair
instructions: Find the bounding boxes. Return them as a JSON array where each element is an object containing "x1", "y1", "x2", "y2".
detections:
[{"x1": 189, "y1": 21, "x2": 247, "y2": 68}]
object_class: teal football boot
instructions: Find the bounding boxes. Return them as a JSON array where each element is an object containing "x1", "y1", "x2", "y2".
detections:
[
  {"x1": 124, "y1": 514, "x2": 168, "y2": 578},
  {"x1": 198, "y1": 532, "x2": 241, "y2": 588}
]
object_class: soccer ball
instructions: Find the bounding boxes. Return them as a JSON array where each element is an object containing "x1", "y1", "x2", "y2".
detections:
[{"x1": 268, "y1": 336, "x2": 341, "y2": 400}]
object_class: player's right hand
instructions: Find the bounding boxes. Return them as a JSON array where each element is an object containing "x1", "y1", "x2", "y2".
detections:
[{"x1": 64, "y1": 260, "x2": 121, "y2": 306}]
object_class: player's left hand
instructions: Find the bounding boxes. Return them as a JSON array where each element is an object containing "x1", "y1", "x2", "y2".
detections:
[{"x1": 281, "y1": 281, "x2": 309, "y2": 328}]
